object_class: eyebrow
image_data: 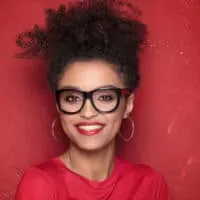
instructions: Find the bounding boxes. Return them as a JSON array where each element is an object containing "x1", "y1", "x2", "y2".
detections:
[{"x1": 58, "y1": 84, "x2": 120, "y2": 91}]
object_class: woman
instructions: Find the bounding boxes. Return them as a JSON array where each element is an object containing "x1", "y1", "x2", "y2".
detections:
[{"x1": 15, "y1": 0, "x2": 170, "y2": 199}]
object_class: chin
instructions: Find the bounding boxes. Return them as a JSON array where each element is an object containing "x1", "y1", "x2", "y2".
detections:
[
  {"x1": 73, "y1": 140, "x2": 114, "y2": 153},
  {"x1": 78, "y1": 144, "x2": 106, "y2": 152}
]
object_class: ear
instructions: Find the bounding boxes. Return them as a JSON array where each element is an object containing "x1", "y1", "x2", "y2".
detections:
[
  {"x1": 56, "y1": 104, "x2": 60, "y2": 113},
  {"x1": 123, "y1": 94, "x2": 134, "y2": 119}
]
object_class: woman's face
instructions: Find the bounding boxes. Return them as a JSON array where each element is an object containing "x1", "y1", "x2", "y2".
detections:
[{"x1": 57, "y1": 59, "x2": 133, "y2": 151}]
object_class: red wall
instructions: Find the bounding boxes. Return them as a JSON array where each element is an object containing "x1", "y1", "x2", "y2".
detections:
[{"x1": 0, "y1": 0, "x2": 200, "y2": 200}]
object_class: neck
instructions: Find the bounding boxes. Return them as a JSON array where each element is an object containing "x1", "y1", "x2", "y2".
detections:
[{"x1": 61, "y1": 141, "x2": 116, "y2": 181}]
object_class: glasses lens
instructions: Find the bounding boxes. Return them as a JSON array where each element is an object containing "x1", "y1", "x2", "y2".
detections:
[
  {"x1": 92, "y1": 89, "x2": 118, "y2": 112},
  {"x1": 59, "y1": 90, "x2": 84, "y2": 113}
]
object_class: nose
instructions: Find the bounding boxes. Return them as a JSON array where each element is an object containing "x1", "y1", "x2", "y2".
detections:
[{"x1": 79, "y1": 99, "x2": 98, "y2": 119}]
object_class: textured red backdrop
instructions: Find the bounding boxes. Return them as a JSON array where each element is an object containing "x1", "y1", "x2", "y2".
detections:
[{"x1": 0, "y1": 0, "x2": 200, "y2": 200}]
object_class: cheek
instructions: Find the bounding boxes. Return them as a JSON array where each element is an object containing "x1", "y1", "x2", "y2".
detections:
[
  {"x1": 105, "y1": 105, "x2": 126, "y2": 135},
  {"x1": 59, "y1": 114, "x2": 75, "y2": 137}
]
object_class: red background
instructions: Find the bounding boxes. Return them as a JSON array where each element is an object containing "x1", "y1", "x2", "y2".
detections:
[{"x1": 0, "y1": 0, "x2": 200, "y2": 199}]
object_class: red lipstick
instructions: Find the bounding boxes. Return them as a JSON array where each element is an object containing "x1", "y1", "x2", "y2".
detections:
[{"x1": 75, "y1": 122, "x2": 105, "y2": 136}]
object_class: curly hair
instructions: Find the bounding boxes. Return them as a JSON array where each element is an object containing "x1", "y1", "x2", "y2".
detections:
[{"x1": 16, "y1": 0, "x2": 147, "y2": 92}]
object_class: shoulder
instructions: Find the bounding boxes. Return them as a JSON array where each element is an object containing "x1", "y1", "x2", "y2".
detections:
[
  {"x1": 117, "y1": 158, "x2": 170, "y2": 199},
  {"x1": 20, "y1": 158, "x2": 61, "y2": 180},
  {"x1": 117, "y1": 157, "x2": 167, "y2": 185},
  {"x1": 15, "y1": 167, "x2": 55, "y2": 200},
  {"x1": 15, "y1": 158, "x2": 61, "y2": 200}
]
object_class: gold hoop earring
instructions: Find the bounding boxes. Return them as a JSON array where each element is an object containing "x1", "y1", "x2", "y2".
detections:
[
  {"x1": 119, "y1": 116, "x2": 135, "y2": 142},
  {"x1": 51, "y1": 118, "x2": 59, "y2": 140}
]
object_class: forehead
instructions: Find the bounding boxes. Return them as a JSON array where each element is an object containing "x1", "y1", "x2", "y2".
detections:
[{"x1": 58, "y1": 60, "x2": 124, "y2": 90}]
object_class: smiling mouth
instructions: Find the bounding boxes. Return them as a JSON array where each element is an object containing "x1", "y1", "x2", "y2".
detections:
[{"x1": 75, "y1": 123, "x2": 105, "y2": 136}]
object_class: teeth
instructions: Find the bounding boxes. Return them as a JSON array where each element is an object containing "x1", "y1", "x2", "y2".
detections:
[{"x1": 78, "y1": 125, "x2": 103, "y2": 131}]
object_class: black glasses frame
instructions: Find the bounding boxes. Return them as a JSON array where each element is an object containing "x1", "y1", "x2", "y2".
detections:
[{"x1": 56, "y1": 87, "x2": 132, "y2": 115}]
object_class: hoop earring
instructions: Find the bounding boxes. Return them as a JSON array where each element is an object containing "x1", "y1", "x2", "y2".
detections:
[
  {"x1": 51, "y1": 118, "x2": 59, "y2": 140},
  {"x1": 119, "y1": 116, "x2": 135, "y2": 142}
]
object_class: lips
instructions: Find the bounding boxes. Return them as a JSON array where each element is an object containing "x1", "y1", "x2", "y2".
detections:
[{"x1": 75, "y1": 122, "x2": 105, "y2": 136}]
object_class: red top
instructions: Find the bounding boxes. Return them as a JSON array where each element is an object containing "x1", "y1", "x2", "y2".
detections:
[{"x1": 15, "y1": 157, "x2": 170, "y2": 200}]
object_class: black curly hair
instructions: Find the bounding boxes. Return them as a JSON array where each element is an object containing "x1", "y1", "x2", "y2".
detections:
[{"x1": 16, "y1": 0, "x2": 147, "y2": 92}]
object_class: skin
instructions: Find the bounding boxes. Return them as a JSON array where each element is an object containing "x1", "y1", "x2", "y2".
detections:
[{"x1": 57, "y1": 59, "x2": 134, "y2": 181}]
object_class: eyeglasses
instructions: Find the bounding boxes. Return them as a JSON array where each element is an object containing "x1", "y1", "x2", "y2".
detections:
[{"x1": 56, "y1": 87, "x2": 132, "y2": 114}]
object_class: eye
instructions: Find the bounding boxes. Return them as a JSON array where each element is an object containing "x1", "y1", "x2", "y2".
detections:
[
  {"x1": 64, "y1": 95, "x2": 82, "y2": 103},
  {"x1": 98, "y1": 95, "x2": 114, "y2": 102}
]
